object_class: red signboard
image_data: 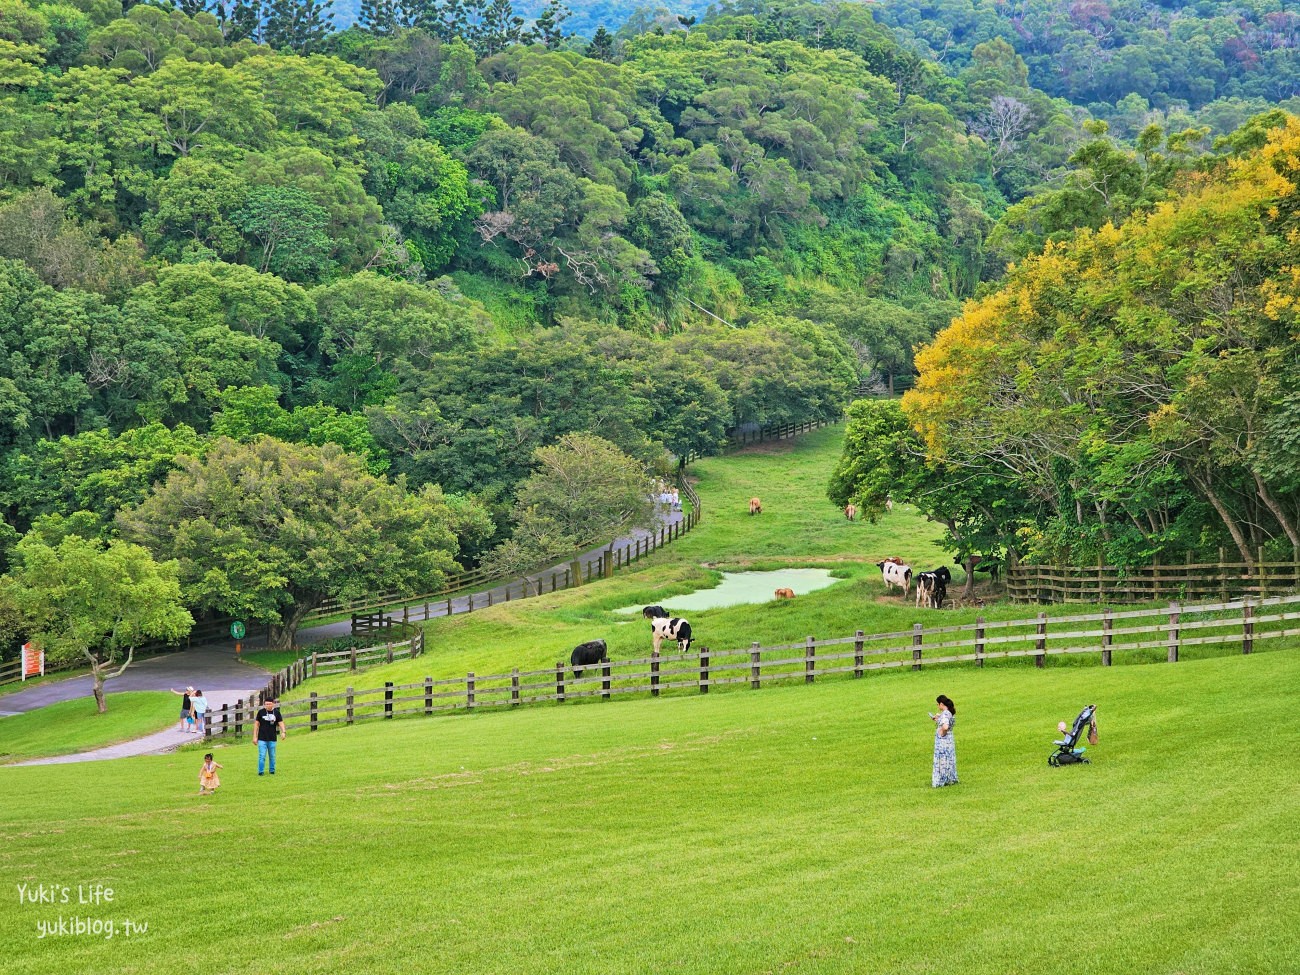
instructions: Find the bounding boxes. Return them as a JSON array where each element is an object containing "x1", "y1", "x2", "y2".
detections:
[{"x1": 21, "y1": 642, "x2": 43, "y2": 680}]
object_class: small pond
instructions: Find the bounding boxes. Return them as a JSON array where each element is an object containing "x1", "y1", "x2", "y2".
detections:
[{"x1": 614, "y1": 568, "x2": 841, "y2": 614}]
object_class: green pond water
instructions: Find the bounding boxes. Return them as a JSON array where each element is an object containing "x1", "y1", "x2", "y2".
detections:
[{"x1": 613, "y1": 569, "x2": 840, "y2": 614}]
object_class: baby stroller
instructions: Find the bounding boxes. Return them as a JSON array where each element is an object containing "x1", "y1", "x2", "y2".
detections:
[{"x1": 1048, "y1": 704, "x2": 1097, "y2": 766}]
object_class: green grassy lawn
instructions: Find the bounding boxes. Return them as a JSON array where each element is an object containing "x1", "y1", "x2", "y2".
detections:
[
  {"x1": 0, "y1": 693, "x2": 176, "y2": 764},
  {"x1": 3, "y1": 651, "x2": 1297, "y2": 974}
]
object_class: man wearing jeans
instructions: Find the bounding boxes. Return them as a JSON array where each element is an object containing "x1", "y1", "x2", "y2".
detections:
[{"x1": 254, "y1": 697, "x2": 285, "y2": 775}]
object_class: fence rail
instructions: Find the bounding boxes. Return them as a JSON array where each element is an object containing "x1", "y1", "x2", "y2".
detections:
[
  {"x1": 203, "y1": 593, "x2": 1300, "y2": 740},
  {"x1": 1008, "y1": 550, "x2": 1300, "y2": 603}
]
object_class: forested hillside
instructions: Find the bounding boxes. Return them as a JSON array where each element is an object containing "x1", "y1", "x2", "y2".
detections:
[{"x1": 874, "y1": 0, "x2": 1300, "y2": 131}]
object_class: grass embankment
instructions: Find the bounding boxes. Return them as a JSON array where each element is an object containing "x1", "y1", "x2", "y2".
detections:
[
  {"x1": 0, "y1": 693, "x2": 175, "y2": 764},
  {"x1": 2, "y1": 651, "x2": 1297, "y2": 974}
]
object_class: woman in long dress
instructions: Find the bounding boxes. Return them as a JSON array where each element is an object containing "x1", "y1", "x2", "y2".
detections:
[{"x1": 931, "y1": 695, "x2": 958, "y2": 787}]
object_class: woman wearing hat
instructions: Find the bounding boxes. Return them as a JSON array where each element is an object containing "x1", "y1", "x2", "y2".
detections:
[{"x1": 170, "y1": 686, "x2": 195, "y2": 731}]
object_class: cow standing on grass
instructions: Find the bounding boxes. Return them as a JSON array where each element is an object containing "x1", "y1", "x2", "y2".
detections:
[
  {"x1": 915, "y1": 566, "x2": 952, "y2": 609},
  {"x1": 844, "y1": 503, "x2": 857, "y2": 521},
  {"x1": 651, "y1": 616, "x2": 693, "y2": 654},
  {"x1": 570, "y1": 639, "x2": 608, "y2": 677},
  {"x1": 749, "y1": 497, "x2": 762, "y2": 515},
  {"x1": 876, "y1": 559, "x2": 912, "y2": 596}
]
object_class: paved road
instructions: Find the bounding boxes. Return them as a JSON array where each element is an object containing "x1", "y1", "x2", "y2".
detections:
[{"x1": 0, "y1": 645, "x2": 266, "y2": 715}]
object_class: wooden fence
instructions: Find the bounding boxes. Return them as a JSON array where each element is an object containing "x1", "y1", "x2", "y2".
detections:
[
  {"x1": 203, "y1": 593, "x2": 1300, "y2": 739},
  {"x1": 1007, "y1": 550, "x2": 1300, "y2": 603}
]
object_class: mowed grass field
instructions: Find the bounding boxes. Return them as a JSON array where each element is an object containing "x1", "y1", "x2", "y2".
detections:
[{"x1": 2, "y1": 650, "x2": 1298, "y2": 974}]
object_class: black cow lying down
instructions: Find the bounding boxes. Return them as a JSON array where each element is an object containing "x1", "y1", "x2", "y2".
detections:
[
  {"x1": 570, "y1": 639, "x2": 608, "y2": 677},
  {"x1": 642, "y1": 605, "x2": 668, "y2": 619}
]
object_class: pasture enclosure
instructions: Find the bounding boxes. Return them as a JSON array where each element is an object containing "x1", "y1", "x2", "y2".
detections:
[{"x1": 204, "y1": 593, "x2": 1300, "y2": 738}]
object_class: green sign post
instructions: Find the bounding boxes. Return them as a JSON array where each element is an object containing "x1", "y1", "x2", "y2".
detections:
[{"x1": 230, "y1": 620, "x2": 246, "y2": 640}]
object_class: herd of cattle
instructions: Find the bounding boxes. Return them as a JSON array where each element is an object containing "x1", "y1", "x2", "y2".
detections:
[{"x1": 563, "y1": 494, "x2": 1000, "y2": 675}]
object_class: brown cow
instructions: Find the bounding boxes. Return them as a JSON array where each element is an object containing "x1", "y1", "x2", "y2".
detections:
[
  {"x1": 749, "y1": 497, "x2": 762, "y2": 515},
  {"x1": 885, "y1": 496, "x2": 894, "y2": 513},
  {"x1": 774, "y1": 588, "x2": 795, "y2": 599},
  {"x1": 844, "y1": 503, "x2": 857, "y2": 521}
]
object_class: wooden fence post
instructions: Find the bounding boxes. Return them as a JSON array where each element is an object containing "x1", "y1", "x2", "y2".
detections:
[
  {"x1": 651, "y1": 650, "x2": 660, "y2": 697},
  {"x1": 446, "y1": 597, "x2": 453, "y2": 617},
  {"x1": 750, "y1": 641, "x2": 761, "y2": 689},
  {"x1": 555, "y1": 662, "x2": 565, "y2": 703},
  {"x1": 350, "y1": 646, "x2": 357, "y2": 671},
  {"x1": 1243, "y1": 599, "x2": 1254, "y2": 654},
  {"x1": 601, "y1": 659, "x2": 611, "y2": 700},
  {"x1": 425, "y1": 676, "x2": 433, "y2": 714},
  {"x1": 699, "y1": 648, "x2": 710, "y2": 694},
  {"x1": 1259, "y1": 546, "x2": 1267, "y2": 597},
  {"x1": 805, "y1": 636, "x2": 816, "y2": 683},
  {"x1": 466, "y1": 672, "x2": 475, "y2": 710},
  {"x1": 1218, "y1": 548, "x2": 1228, "y2": 602},
  {"x1": 912, "y1": 624, "x2": 923, "y2": 671},
  {"x1": 346, "y1": 687, "x2": 353, "y2": 725},
  {"x1": 386, "y1": 641, "x2": 393, "y2": 665},
  {"x1": 384, "y1": 682, "x2": 394, "y2": 719},
  {"x1": 975, "y1": 616, "x2": 985, "y2": 667},
  {"x1": 853, "y1": 630, "x2": 864, "y2": 677},
  {"x1": 220, "y1": 702, "x2": 229, "y2": 738},
  {"x1": 1102, "y1": 610, "x2": 1113, "y2": 666},
  {"x1": 1035, "y1": 612, "x2": 1046, "y2": 668},
  {"x1": 234, "y1": 698, "x2": 243, "y2": 737},
  {"x1": 1152, "y1": 556, "x2": 1161, "y2": 600},
  {"x1": 1167, "y1": 603, "x2": 1180, "y2": 663},
  {"x1": 309, "y1": 692, "x2": 318, "y2": 731},
  {"x1": 311, "y1": 653, "x2": 318, "y2": 679},
  {"x1": 511, "y1": 668, "x2": 520, "y2": 706}
]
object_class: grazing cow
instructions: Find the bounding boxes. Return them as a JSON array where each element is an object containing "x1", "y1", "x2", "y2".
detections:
[
  {"x1": 844, "y1": 503, "x2": 857, "y2": 521},
  {"x1": 915, "y1": 566, "x2": 953, "y2": 609},
  {"x1": 641, "y1": 605, "x2": 668, "y2": 620},
  {"x1": 569, "y1": 639, "x2": 608, "y2": 677},
  {"x1": 885, "y1": 496, "x2": 894, "y2": 513},
  {"x1": 774, "y1": 588, "x2": 795, "y2": 599},
  {"x1": 876, "y1": 560, "x2": 912, "y2": 596},
  {"x1": 651, "y1": 616, "x2": 693, "y2": 654},
  {"x1": 749, "y1": 497, "x2": 762, "y2": 515}
]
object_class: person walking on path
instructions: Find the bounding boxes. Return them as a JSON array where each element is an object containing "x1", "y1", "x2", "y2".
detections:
[
  {"x1": 254, "y1": 697, "x2": 285, "y2": 775},
  {"x1": 199, "y1": 754, "x2": 222, "y2": 795},
  {"x1": 191, "y1": 690, "x2": 209, "y2": 736},
  {"x1": 170, "y1": 686, "x2": 194, "y2": 731},
  {"x1": 930, "y1": 694, "x2": 958, "y2": 787}
]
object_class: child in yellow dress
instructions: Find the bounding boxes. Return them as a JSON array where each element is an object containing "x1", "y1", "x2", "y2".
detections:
[{"x1": 199, "y1": 754, "x2": 223, "y2": 795}]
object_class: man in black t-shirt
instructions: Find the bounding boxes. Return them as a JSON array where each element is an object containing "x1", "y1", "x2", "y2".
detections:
[{"x1": 254, "y1": 697, "x2": 285, "y2": 776}]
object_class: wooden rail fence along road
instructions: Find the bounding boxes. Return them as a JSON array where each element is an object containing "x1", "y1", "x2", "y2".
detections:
[{"x1": 201, "y1": 593, "x2": 1300, "y2": 739}]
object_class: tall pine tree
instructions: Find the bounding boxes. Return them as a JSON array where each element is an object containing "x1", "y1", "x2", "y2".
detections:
[
  {"x1": 586, "y1": 25, "x2": 613, "y2": 61},
  {"x1": 265, "y1": 0, "x2": 334, "y2": 52}
]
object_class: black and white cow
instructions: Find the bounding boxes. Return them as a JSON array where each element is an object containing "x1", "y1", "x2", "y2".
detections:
[
  {"x1": 641, "y1": 605, "x2": 668, "y2": 620},
  {"x1": 570, "y1": 639, "x2": 608, "y2": 677},
  {"x1": 876, "y1": 559, "x2": 912, "y2": 596},
  {"x1": 651, "y1": 616, "x2": 693, "y2": 654},
  {"x1": 915, "y1": 566, "x2": 952, "y2": 609}
]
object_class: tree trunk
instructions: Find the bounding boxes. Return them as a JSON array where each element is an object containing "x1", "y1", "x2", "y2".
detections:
[
  {"x1": 268, "y1": 602, "x2": 317, "y2": 651},
  {"x1": 1252, "y1": 471, "x2": 1300, "y2": 550},
  {"x1": 1193, "y1": 471, "x2": 1254, "y2": 569},
  {"x1": 92, "y1": 670, "x2": 107, "y2": 714}
]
